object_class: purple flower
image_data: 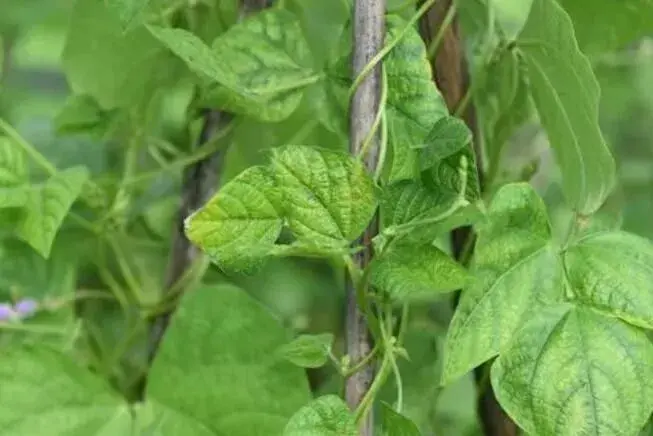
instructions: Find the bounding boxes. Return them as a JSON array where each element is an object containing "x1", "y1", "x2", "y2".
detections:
[
  {"x1": 14, "y1": 299, "x2": 38, "y2": 319},
  {"x1": 0, "y1": 303, "x2": 14, "y2": 322}
]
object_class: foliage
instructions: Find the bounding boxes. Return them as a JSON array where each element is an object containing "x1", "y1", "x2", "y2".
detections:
[{"x1": 2, "y1": 0, "x2": 653, "y2": 435}]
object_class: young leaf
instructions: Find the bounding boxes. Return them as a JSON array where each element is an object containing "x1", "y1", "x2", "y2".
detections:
[
  {"x1": 270, "y1": 146, "x2": 377, "y2": 247},
  {"x1": 384, "y1": 15, "x2": 450, "y2": 181},
  {"x1": 150, "y1": 10, "x2": 316, "y2": 122},
  {"x1": 0, "y1": 136, "x2": 27, "y2": 186},
  {"x1": 564, "y1": 231, "x2": 653, "y2": 329},
  {"x1": 278, "y1": 333, "x2": 334, "y2": 368},
  {"x1": 0, "y1": 345, "x2": 133, "y2": 435},
  {"x1": 147, "y1": 285, "x2": 311, "y2": 436},
  {"x1": 516, "y1": 0, "x2": 616, "y2": 214},
  {"x1": 185, "y1": 166, "x2": 283, "y2": 273},
  {"x1": 62, "y1": 0, "x2": 180, "y2": 109},
  {"x1": 283, "y1": 395, "x2": 358, "y2": 436},
  {"x1": 380, "y1": 402, "x2": 421, "y2": 436},
  {"x1": 369, "y1": 242, "x2": 467, "y2": 302},
  {"x1": 17, "y1": 167, "x2": 89, "y2": 259},
  {"x1": 441, "y1": 183, "x2": 563, "y2": 385},
  {"x1": 492, "y1": 305, "x2": 653, "y2": 436}
]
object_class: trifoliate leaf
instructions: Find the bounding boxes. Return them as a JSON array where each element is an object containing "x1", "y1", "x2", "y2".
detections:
[
  {"x1": 441, "y1": 183, "x2": 563, "y2": 384},
  {"x1": 369, "y1": 242, "x2": 466, "y2": 302},
  {"x1": 283, "y1": 395, "x2": 358, "y2": 436},
  {"x1": 148, "y1": 285, "x2": 311, "y2": 436},
  {"x1": 17, "y1": 167, "x2": 89, "y2": 259},
  {"x1": 277, "y1": 333, "x2": 334, "y2": 368},
  {"x1": 492, "y1": 304, "x2": 653, "y2": 436},
  {"x1": 185, "y1": 166, "x2": 283, "y2": 273},
  {"x1": 380, "y1": 402, "x2": 421, "y2": 436},
  {"x1": 516, "y1": 0, "x2": 616, "y2": 214},
  {"x1": 385, "y1": 15, "x2": 450, "y2": 181},
  {"x1": 564, "y1": 231, "x2": 653, "y2": 329},
  {"x1": 0, "y1": 345, "x2": 133, "y2": 435},
  {"x1": 270, "y1": 146, "x2": 377, "y2": 247},
  {"x1": 62, "y1": 0, "x2": 180, "y2": 109}
]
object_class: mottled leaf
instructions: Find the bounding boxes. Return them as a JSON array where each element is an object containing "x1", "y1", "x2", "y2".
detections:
[
  {"x1": 492, "y1": 305, "x2": 653, "y2": 436},
  {"x1": 283, "y1": 395, "x2": 357, "y2": 436},
  {"x1": 270, "y1": 146, "x2": 377, "y2": 247},
  {"x1": 278, "y1": 333, "x2": 334, "y2": 368},
  {"x1": 517, "y1": 0, "x2": 616, "y2": 214},
  {"x1": 441, "y1": 183, "x2": 563, "y2": 384}
]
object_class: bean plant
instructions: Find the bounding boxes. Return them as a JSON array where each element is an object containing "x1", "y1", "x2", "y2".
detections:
[{"x1": 1, "y1": 0, "x2": 653, "y2": 435}]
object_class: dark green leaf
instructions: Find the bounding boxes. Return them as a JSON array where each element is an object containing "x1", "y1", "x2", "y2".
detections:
[
  {"x1": 277, "y1": 333, "x2": 334, "y2": 368},
  {"x1": 283, "y1": 395, "x2": 357, "y2": 436},
  {"x1": 492, "y1": 305, "x2": 653, "y2": 436},
  {"x1": 517, "y1": 0, "x2": 616, "y2": 214},
  {"x1": 147, "y1": 285, "x2": 311, "y2": 436},
  {"x1": 441, "y1": 183, "x2": 563, "y2": 384}
]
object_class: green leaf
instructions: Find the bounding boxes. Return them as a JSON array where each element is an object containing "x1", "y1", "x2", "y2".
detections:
[
  {"x1": 380, "y1": 402, "x2": 421, "y2": 436},
  {"x1": 283, "y1": 395, "x2": 357, "y2": 436},
  {"x1": 0, "y1": 186, "x2": 29, "y2": 208},
  {"x1": 17, "y1": 167, "x2": 89, "y2": 259},
  {"x1": 516, "y1": 0, "x2": 616, "y2": 214},
  {"x1": 492, "y1": 304, "x2": 653, "y2": 436},
  {"x1": 369, "y1": 242, "x2": 466, "y2": 302},
  {"x1": 384, "y1": 15, "x2": 450, "y2": 181},
  {"x1": 441, "y1": 183, "x2": 563, "y2": 384},
  {"x1": 270, "y1": 146, "x2": 377, "y2": 247},
  {"x1": 557, "y1": 0, "x2": 653, "y2": 55},
  {"x1": 0, "y1": 137, "x2": 27, "y2": 187},
  {"x1": 185, "y1": 166, "x2": 283, "y2": 273},
  {"x1": 277, "y1": 333, "x2": 334, "y2": 368},
  {"x1": 107, "y1": 0, "x2": 150, "y2": 31},
  {"x1": 0, "y1": 345, "x2": 133, "y2": 435},
  {"x1": 147, "y1": 285, "x2": 311, "y2": 435},
  {"x1": 564, "y1": 231, "x2": 653, "y2": 329},
  {"x1": 419, "y1": 117, "x2": 473, "y2": 169},
  {"x1": 62, "y1": 0, "x2": 180, "y2": 109},
  {"x1": 150, "y1": 10, "x2": 316, "y2": 122},
  {"x1": 54, "y1": 94, "x2": 111, "y2": 135}
]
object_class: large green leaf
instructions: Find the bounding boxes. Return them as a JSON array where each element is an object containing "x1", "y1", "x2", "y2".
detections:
[
  {"x1": 270, "y1": 146, "x2": 377, "y2": 247},
  {"x1": 516, "y1": 0, "x2": 616, "y2": 214},
  {"x1": 492, "y1": 304, "x2": 653, "y2": 436},
  {"x1": 150, "y1": 10, "x2": 316, "y2": 122},
  {"x1": 0, "y1": 345, "x2": 133, "y2": 435},
  {"x1": 185, "y1": 166, "x2": 283, "y2": 273},
  {"x1": 441, "y1": 183, "x2": 563, "y2": 384},
  {"x1": 147, "y1": 285, "x2": 311, "y2": 436},
  {"x1": 283, "y1": 395, "x2": 357, "y2": 436},
  {"x1": 17, "y1": 167, "x2": 89, "y2": 259},
  {"x1": 385, "y1": 15, "x2": 450, "y2": 181},
  {"x1": 62, "y1": 0, "x2": 180, "y2": 109},
  {"x1": 557, "y1": 0, "x2": 653, "y2": 55},
  {"x1": 106, "y1": 0, "x2": 150, "y2": 31},
  {"x1": 369, "y1": 242, "x2": 467, "y2": 302},
  {"x1": 564, "y1": 231, "x2": 653, "y2": 329}
]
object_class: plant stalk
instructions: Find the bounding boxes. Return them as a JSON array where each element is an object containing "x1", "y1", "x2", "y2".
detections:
[
  {"x1": 347, "y1": 0, "x2": 385, "y2": 434},
  {"x1": 417, "y1": 1, "x2": 518, "y2": 435}
]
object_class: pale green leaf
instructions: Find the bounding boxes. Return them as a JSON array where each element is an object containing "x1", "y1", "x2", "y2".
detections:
[
  {"x1": 278, "y1": 333, "x2": 334, "y2": 368},
  {"x1": 185, "y1": 166, "x2": 283, "y2": 273},
  {"x1": 517, "y1": 0, "x2": 616, "y2": 214},
  {"x1": 369, "y1": 242, "x2": 466, "y2": 301},
  {"x1": 62, "y1": 0, "x2": 180, "y2": 109},
  {"x1": 17, "y1": 167, "x2": 89, "y2": 259},
  {"x1": 441, "y1": 183, "x2": 563, "y2": 384},
  {"x1": 0, "y1": 186, "x2": 29, "y2": 208},
  {"x1": 0, "y1": 137, "x2": 27, "y2": 187},
  {"x1": 564, "y1": 231, "x2": 653, "y2": 329},
  {"x1": 492, "y1": 305, "x2": 653, "y2": 436},
  {"x1": 557, "y1": 0, "x2": 653, "y2": 55},
  {"x1": 147, "y1": 285, "x2": 311, "y2": 436},
  {"x1": 385, "y1": 15, "x2": 450, "y2": 181},
  {"x1": 380, "y1": 402, "x2": 421, "y2": 436},
  {"x1": 107, "y1": 0, "x2": 150, "y2": 31},
  {"x1": 283, "y1": 395, "x2": 357, "y2": 436},
  {"x1": 0, "y1": 345, "x2": 133, "y2": 435},
  {"x1": 270, "y1": 146, "x2": 377, "y2": 247}
]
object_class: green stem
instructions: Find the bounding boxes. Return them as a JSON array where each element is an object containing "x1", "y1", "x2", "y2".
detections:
[
  {"x1": 343, "y1": 343, "x2": 380, "y2": 377},
  {"x1": 454, "y1": 86, "x2": 472, "y2": 117},
  {"x1": 357, "y1": 65, "x2": 387, "y2": 162},
  {"x1": 0, "y1": 117, "x2": 56, "y2": 176},
  {"x1": 426, "y1": 1, "x2": 456, "y2": 59}
]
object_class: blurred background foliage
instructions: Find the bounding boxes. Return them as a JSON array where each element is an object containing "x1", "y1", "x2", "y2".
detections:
[{"x1": 1, "y1": 0, "x2": 652, "y2": 434}]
